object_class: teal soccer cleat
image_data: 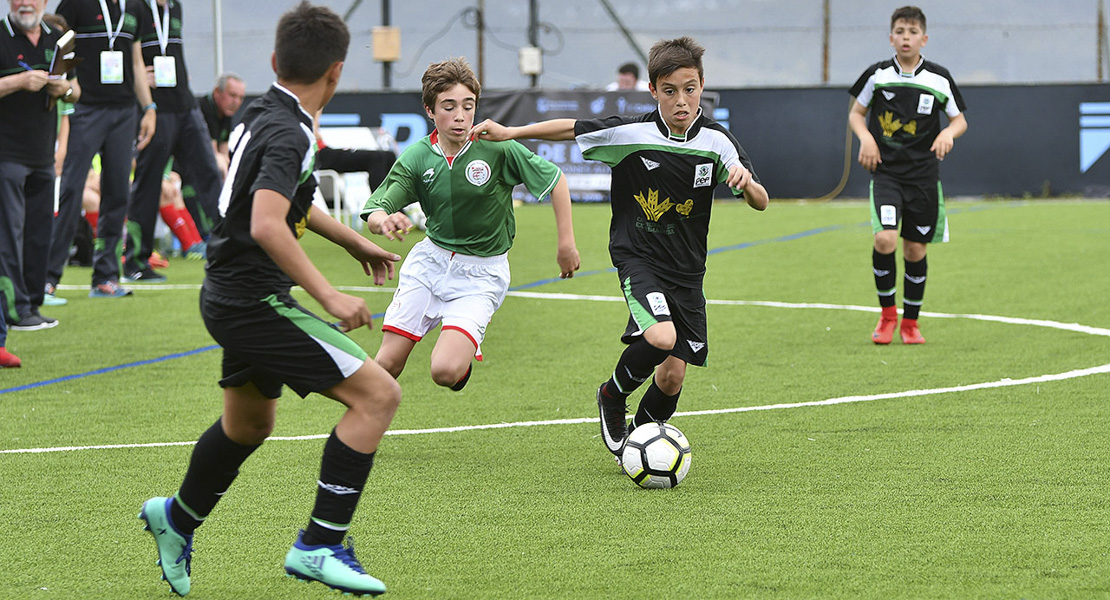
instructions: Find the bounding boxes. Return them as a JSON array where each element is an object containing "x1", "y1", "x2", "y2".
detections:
[
  {"x1": 284, "y1": 530, "x2": 386, "y2": 596},
  {"x1": 139, "y1": 497, "x2": 193, "y2": 596}
]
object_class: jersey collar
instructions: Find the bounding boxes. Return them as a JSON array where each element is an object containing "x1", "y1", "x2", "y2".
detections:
[
  {"x1": 653, "y1": 106, "x2": 705, "y2": 143},
  {"x1": 3, "y1": 14, "x2": 51, "y2": 39},
  {"x1": 428, "y1": 128, "x2": 473, "y2": 168},
  {"x1": 892, "y1": 54, "x2": 925, "y2": 78},
  {"x1": 270, "y1": 82, "x2": 314, "y2": 125}
]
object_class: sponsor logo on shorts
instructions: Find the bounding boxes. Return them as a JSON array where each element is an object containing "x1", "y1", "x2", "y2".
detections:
[
  {"x1": 646, "y1": 292, "x2": 670, "y2": 316},
  {"x1": 915, "y1": 225, "x2": 932, "y2": 235},
  {"x1": 880, "y1": 205, "x2": 897, "y2": 226},
  {"x1": 687, "y1": 340, "x2": 705, "y2": 353},
  {"x1": 694, "y1": 163, "x2": 713, "y2": 188},
  {"x1": 465, "y1": 160, "x2": 492, "y2": 186}
]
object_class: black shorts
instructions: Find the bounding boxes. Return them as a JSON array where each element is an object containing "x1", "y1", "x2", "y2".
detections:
[
  {"x1": 199, "y1": 286, "x2": 368, "y2": 398},
  {"x1": 615, "y1": 261, "x2": 709, "y2": 367},
  {"x1": 870, "y1": 172, "x2": 948, "y2": 243}
]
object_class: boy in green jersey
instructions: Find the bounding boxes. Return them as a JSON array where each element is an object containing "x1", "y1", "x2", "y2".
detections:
[{"x1": 361, "y1": 57, "x2": 580, "y2": 391}]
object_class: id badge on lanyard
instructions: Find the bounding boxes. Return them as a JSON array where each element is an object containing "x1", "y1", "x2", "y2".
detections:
[
  {"x1": 98, "y1": 0, "x2": 127, "y2": 85},
  {"x1": 150, "y1": 0, "x2": 176, "y2": 87},
  {"x1": 100, "y1": 51, "x2": 124, "y2": 84},
  {"x1": 153, "y1": 55, "x2": 176, "y2": 87}
]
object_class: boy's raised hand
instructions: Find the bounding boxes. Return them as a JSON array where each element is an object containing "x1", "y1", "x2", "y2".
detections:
[
  {"x1": 347, "y1": 239, "x2": 400, "y2": 286},
  {"x1": 470, "y1": 119, "x2": 510, "y2": 141}
]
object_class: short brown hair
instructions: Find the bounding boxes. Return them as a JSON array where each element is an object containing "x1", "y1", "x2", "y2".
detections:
[
  {"x1": 647, "y1": 37, "x2": 706, "y2": 86},
  {"x1": 274, "y1": 2, "x2": 349, "y2": 84},
  {"x1": 421, "y1": 58, "x2": 481, "y2": 110},
  {"x1": 891, "y1": 6, "x2": 927, "y2": 32}
]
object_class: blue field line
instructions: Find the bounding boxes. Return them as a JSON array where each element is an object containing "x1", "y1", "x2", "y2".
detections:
[
  {"x1": 0, "y1": 345, "x2": 219, "y2": 396},
  {"x1": 0, "y1": 209, "x2": 985, "y2": 395}
]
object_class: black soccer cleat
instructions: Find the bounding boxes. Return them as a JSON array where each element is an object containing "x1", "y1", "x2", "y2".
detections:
[{"x1": 596, "y1": 383, "x2": 628, "y2": 455}]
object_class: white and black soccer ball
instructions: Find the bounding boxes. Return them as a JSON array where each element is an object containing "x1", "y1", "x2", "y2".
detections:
[{"x1": 620, "y1": 422, "x2": 691, "y2": 489}]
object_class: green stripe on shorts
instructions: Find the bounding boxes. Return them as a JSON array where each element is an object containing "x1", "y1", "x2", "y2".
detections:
[
  {"x1": 622, "y1": 276, "x2": 660, "y2": 333},
  {"x1": 263, "y1": 294, "x2": 368, "y2": 362}
]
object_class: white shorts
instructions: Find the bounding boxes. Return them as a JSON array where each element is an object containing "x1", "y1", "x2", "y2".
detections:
[{"x1": 382, "y1": 237, "x2": 510, "y2": 360}]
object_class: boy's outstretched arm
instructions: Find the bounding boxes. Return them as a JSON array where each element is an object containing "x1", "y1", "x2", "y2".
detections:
[
  {"x1": 549, "y1": 173, "x2": 580, "y2": 278},
  {"x1": 251, "y1": 190, "x2": 378, "y2": 332},
  {"x1": 364, "y1": 209, "x2": 413, "y2": 242},
  {"x1": 471, "y1": 118, "x2": 576, "y2": 142},
  {"x1": 307, "y1": 204, "x2": 401, "y2": 286},
  {"x1": 848, "y1": 101, "x2": 881, "y2": 172},
  {"x1": 931, "y1": 112, "x2": 967, "y2": 161}
]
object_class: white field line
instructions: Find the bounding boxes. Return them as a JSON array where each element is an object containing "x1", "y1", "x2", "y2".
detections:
[{"x1": 5, "y1": 294, "x2": 1108, "y2": 456}]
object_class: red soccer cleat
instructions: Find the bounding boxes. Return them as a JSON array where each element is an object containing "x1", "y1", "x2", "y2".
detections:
[
  {"x1": 0, "y1": 347, "x2": 22, "y2": 368},
  {"x1": 871, "y1": 306, "x2": 898, "y2": 345},
  {"x1": 900, "y1": 319, "x2": 926, "y2": 344}
]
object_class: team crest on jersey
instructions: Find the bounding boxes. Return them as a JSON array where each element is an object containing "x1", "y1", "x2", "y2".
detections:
[
  {"x1": 917, "y1": 93, "x2": 934, "y2": 115},
  {"x1": 694, "y1": 163, "x2": 713, "y2": 188},
  {"x1": 634, "y1": 188, "x2": 674, "y2": 222},
  {"x1": 465, "y1": 160, "x2": 492, "y2": 186}
]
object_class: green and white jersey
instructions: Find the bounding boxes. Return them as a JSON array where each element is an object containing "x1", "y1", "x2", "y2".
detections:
[
  {"x1": 361, "y1": 130, "x2": 561, "y2": 257},
  {"x1": 575, "y1": 109, "x2": 758, "y2": 286},
  {"x1": 849, "y1": 56, "x2": 966, "y2": 180}
]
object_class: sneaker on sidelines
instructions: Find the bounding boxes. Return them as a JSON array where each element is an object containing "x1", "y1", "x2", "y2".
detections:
[
  {"x1": 122, "y1": 267, "x2": 167, "y2": 283},
  {"x1": 0, "y1": 347, "x2": 21, "y2": 368},
  {"x1": 284, "y1": 530, "x2": 386, "y2": 597},
  {"x1": 149, "y1": 251, "x2": 170, "y2": 269},
  {"x1": 90, "y1": 281, "x2": 133, "y2": 298},
  {"x1": 11, "y1": 310, "x2": 58, "y2": 331},
  {"x1": 43, "y1": 283, "x2": 67, "y2": 306},
  {"x1": 183, "y1": 241, "x2": 207, "y2": 261},
  {"x1": 139, "y1": 497, "x2": 193, "y2": 596},
  {"x1": 597, "y1": 384, "x2": 628, "y2": 456},
  {"x1": 900, "y1": 319, "x2": 926, "y2": 344}
]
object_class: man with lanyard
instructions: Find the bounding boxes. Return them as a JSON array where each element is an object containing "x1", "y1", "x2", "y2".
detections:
[
  {"x1": 0, "y1": 0, "x2": 76, "y2": 329},
  {"x1": 123, "y1": 0, "x2": 221, "y2": 281},
  {"x1": 48, "y1": 0, "x2": 156, "y2": 298}
]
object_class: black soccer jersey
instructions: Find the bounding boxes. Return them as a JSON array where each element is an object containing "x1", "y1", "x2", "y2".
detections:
[
  {"x1": 0, "y1": 16, "x2": 63, "y2": 166},
  {"x1": 849, "y1": 56, "x2": 966, "y2": 180},
  {"x1": 55, "y1": 0, "x2": 143, "y2": 106},
  {"x1": 137, "y1": 0, "x2": 194, "y2": 112},
  {"x1": 204, "y1": 83, "x2": 317, "y2": 299},
  {"x1": 574, "y1": 109, "x2": 758, "y2": 286}
]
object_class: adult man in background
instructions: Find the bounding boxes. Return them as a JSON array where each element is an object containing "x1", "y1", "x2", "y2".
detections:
[
  {"x1": 0, "y1": 0, "x2": 76, "y2": 328},
  {"x1": 48, "y1": 0, "x2": 156, "y2": 298},
  {"x1": 196, "y1": 72, "x2": 244, "y2": 176},
  {"x1": 123, "y1": 0, "x2": 221, "y2": 281}
]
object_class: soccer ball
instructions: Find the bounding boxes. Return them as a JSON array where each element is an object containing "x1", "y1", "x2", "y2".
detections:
[{"x1": 620, "y1": 422, "x2": 691, "y2": 489}]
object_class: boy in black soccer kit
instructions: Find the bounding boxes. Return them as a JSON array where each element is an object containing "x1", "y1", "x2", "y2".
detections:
[
  {"x1": 472, "y1": 37, "x2": 768, "y2": 456},
  {"x1": 849, "y1": 5, "x2": 967, "y2": 345},
  {"x1": 138, "y1": 3, "x2": 401, "y2": 596}
]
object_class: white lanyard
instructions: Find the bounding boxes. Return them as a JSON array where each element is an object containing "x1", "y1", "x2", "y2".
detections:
[
  {"x1": 97, "y1": 0, "x2": 127, "y2": 50},
  {"x1": 149, "y1": 0, "x2": 169, "y2": 55}
]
